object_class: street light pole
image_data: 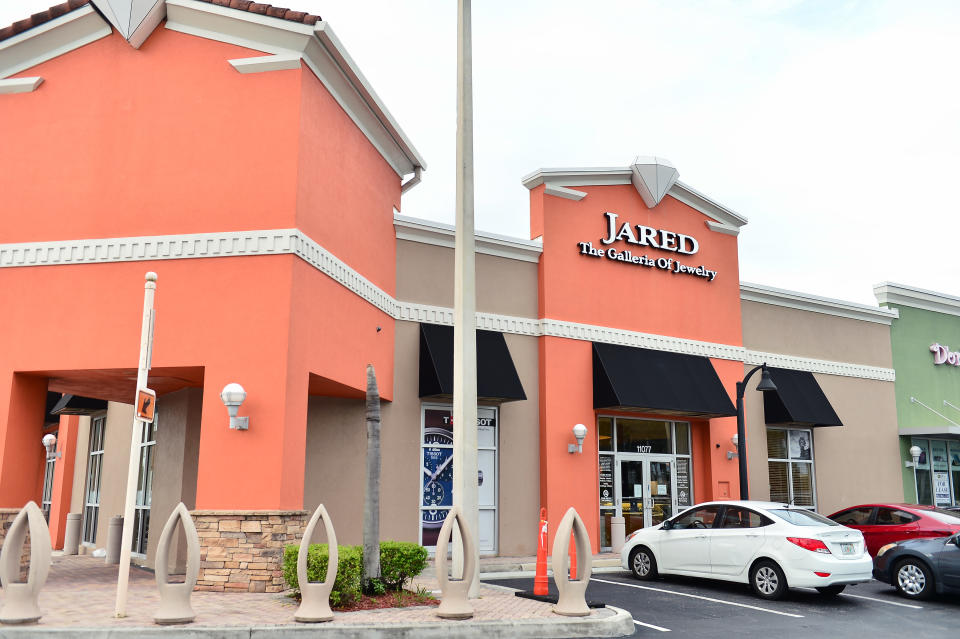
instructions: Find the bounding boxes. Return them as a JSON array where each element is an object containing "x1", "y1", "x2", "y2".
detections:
[{"x1": 735, "y1": 364, "x2": 776, "y2": 501}]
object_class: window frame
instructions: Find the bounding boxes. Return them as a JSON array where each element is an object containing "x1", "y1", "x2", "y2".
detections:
[{"x1": 766, "y1": 426, "x2": 817, "y2": 510}]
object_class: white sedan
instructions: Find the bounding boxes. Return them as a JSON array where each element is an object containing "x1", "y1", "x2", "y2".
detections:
[{"x1": 620, "y1": 500, "x2": 873, "y2": 599}]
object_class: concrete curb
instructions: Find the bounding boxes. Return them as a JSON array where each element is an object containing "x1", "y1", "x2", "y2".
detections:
[
  {"x1": 0, "y1": 606, "x2": 635, "y2": 639},
  {"x1": 480, "y1": 566, "x2": 628, "y2": 581}
]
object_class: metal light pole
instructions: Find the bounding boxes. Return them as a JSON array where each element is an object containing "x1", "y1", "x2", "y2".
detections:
[
  {"x1": 115, "y1": 272, "x2": 157, "y2": 617},
  {"x1": 452, "y1": 0, "x2": 479, "y2": 598},
  {"x1": 735, "y1": 364, "x2": 776, "y2": 501}
]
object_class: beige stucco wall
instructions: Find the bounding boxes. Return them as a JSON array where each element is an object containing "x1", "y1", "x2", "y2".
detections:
[
  {"x1": 95, "y1": 402, "x2": 135, "y2": 548},
  {"x1": 145, "y1": 387, "x2": 203, "y2": 570},
  {"x1": 741, "y1": 300, "x2": 902, "y2": 514},
  {"x1": 396, "y1": 239, "x2": 539, "y2": 318}
]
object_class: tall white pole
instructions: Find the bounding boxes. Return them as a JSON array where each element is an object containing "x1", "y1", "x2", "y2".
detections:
[
  {"x1": 453, "y1": 0, "x2": 479, "y2": 598},
  {"x1": 115, "y1": 271, "x2": 157, "y2": 617}
]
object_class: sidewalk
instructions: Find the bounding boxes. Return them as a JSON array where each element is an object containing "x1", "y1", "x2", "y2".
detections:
[{"x1": 0, "y1": 555, "x2": 633, "y2": 638}]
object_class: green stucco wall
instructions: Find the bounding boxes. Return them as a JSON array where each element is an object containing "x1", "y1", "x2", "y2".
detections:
[{"x1": 884, "y1": 303, "x2": 960, "y2": 502}]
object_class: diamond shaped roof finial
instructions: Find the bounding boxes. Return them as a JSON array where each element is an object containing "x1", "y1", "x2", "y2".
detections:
[
  {"x1": 94, "y1": 0, "x2": 165, "y2": 48},
  {"x1": 630, "y1": 156, "x2": 679, "y2": 209}
]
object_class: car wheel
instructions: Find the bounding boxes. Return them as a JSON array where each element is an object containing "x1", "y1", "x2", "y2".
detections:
[
  {"x1": 815, "y1": 585, "x2": 845, "y2": 597},
  {"x1": 894, "y1": 558, "x2": 934, "y2": 600},
  {"x1": 750, "y1": 559, "x2": 787, "y2": 600},
  {"x1": 629, "y1": 546, "x2": 658, "y2": 580}
]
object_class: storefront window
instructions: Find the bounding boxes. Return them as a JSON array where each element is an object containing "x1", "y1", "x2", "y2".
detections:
[
  {"x1": 420, "y1": 405, "x2": 498, "y2": 553},
  {"x1": 597, "y1": 417, "x2": 693, "y2": 550},
  {"x1": 951, "y1": 442, "x2": 960, "y2": 507},
  {"x1": 767, "y1": 427, "x2": 815, "y2": 508},
  {"x1": 616, "y1": 419, "x2": 670, "y2": 454},
  {"x1": 912, "y1": 438, "x2": 932, "y2": 505}
]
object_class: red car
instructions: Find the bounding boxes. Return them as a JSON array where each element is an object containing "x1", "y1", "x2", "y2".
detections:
[{"x1": 828, "y1": 503, "x2": 960, "y2": 556}]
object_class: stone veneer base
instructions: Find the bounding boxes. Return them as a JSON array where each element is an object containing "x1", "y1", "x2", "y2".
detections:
[
  {"x1": 0, "y1": 507, "x2": 32, "y2": 581},
  {"x1": 192, "y1": 510, "x2": 308, "y2": 594}
]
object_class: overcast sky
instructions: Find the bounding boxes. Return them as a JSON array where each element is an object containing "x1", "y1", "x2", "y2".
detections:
[{"x1": 4, "y1": 1, "x2": 959, "y2": 305}]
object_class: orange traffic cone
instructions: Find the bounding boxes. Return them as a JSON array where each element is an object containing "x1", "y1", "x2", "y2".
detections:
[
  {"x1": 534, "y1": 507, "x2": 549, "y2": 595},
  {"x1": 569, "y1": 530, "x2": 577, "y2": 580}
]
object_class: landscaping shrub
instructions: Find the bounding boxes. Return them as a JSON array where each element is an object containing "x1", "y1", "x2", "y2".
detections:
[
  {"x1": 379, "y1": 541, "x2": 429, "y2": 590},
  {"x1": 282, "y1": 544, "x2": 363, "y2": 606}
]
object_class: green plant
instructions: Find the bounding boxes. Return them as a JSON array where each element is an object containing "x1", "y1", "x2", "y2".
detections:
[
  {"x1": 379, "y1": 541, "x2": 429, "y2": 591},
  {"x1": 282, "y1": 544, "x2": 363, "y2": 607}
]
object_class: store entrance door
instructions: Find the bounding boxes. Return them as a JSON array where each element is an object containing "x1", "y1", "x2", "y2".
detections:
[{"x1": 617, "y1": 455, "x2": 676, "y2": 536}]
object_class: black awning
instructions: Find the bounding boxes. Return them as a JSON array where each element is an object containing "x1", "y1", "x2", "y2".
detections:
[
  {"x1": 763, "y1": 367, "x2": 842, "y2": 427},
  {"x1": 50, "y1": 394, "x2": 108, "y2": 416},
  {"x1": 592, "y1": 343, "x2": 736, "y2": 418},
  {"x1": 419, "y1": 324, "x2": 527, "y2": 402}
]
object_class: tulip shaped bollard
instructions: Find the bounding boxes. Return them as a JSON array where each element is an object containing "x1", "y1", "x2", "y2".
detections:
[
  {"x1": 434, "y1": 505, "x2": 476, "y2": 619},
  {"x1": 295, "y1": 504, "x2": 338, "y2": 623},
  {"x1": 153, "y1": 503, "x2": 201, "y2": 625},
  {"x1": 0, "y1": 502, "x2": 52, "y2": 625},
  {"x1": 551, "y1": 507, "x2": 593, "y2": 616}
]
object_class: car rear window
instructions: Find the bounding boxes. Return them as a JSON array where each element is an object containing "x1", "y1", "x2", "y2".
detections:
[
  {"x1": 926, "y1": 509, "x2": 960, "y2": 525},
  {"x1": 769, "y1": 509, "x2": 840, "y2": 526}
]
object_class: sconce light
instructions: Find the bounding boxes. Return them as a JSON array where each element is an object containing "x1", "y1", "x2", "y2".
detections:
[
  {"x1": 904, "y1": 445, "x2": 923, "y2": 468},
  {"x1": 727, "y1": 434, "x2": 739, "y2": 460},
  {"x1": 42, "y1": 433, "x2": 61, "y2": 459},
  {"x1": 220, "y1": 383, "x2": 249, "y2": 430},
  {"x1": 569, "y1": 423, "x2": 588, "y2": 454}
]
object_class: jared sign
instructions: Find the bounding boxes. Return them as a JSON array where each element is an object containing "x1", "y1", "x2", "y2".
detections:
[
  {"x1": 930, "y1": 343, "x2": 960, "y2": 367},
  {"x1": 577, "y1": 211, "x2": 718, "y2": 281}
]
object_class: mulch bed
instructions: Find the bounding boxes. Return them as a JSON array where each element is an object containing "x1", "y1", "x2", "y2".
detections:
[{"x1": 335, "y1": 591, "x2": 440, "y2": 612}]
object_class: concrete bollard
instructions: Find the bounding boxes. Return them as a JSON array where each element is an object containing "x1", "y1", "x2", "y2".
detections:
[
  {"x1": 434, "y1": 505, "x2": 476, "y2": 620},
  {"x1": 105, "y1": 516, "x2": 123, "y2": 564},
  {"x1": 294, "y1": 504, "x2": 338, "y2": 623},
  {"x1": 153, "y1": 503, "x2": 200, "y2": 625},
  {"x1": 551, "y1": 507, "x2": 593, "y2": 617},
  {"x1": 63, "y1": 514, "x2": 81, "y2": 556},
  {"x1": 0, "y1": 502, "x2": 53, "y2": 624},
  {"x1": 611, "y1": 516, "x2": 625, "y2": 554}
]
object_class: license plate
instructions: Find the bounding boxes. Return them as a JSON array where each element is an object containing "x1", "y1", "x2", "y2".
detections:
[{"x1": 840, "y1": 543, "x2": 855, "y2": 555}]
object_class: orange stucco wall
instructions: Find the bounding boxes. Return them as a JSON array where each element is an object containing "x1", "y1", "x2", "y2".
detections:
[
  {"x1": 533, "y1": 184, "x2": 744, "y2": 551},
  {"x1": 0, "y1": 26, "x2": 399, "y2": 511}
]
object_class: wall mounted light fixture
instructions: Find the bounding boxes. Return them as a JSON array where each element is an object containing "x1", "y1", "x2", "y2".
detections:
[
  {"x1": 904, "y1": 445, "x2": 923, "y2": 468},
  {"x1": 727, "y1": 434, "x2": 739, "y2": 460},
  {"x1": 569, "y1": 423, "x2": 587, "y2": 454},
  {"x1": 42, "y1": 433, "x2": 60, "y2": 459},
  {"x1": 220, "y1": 383, "x2": 249, "y2": 430}
]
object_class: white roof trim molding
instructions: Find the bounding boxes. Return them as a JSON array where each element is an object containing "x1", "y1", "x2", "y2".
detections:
[
  {"x1": 741, "y1": 282, "x2": 899, "y2": 325},
  {"x1": 544, "y1": 184, "x2": 587, "y2": 201},
  {"x1": 521, "y1": 164, "x2": 748, "y2": 236},
  {"x1": 874, "y1": 282, "x2": 960, "y2": 318},
  {"x1": 229, "y1": 52, "x2": 301, "y2": 74},
  {"x1": 0, "y1": 4, "x2": 112, "y2": 80},
  {"x1": 164, "y1": 0, "x2": 425, "y2": 178},
  {"x1": 0, "y1": 77, "x2": 43, "y2": 93},
  {"x1": 394, "y1": 214, "x2": 543, "y2": 263}
]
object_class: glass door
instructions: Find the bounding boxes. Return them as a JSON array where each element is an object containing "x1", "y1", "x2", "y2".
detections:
[{"x1": 617, "y1": 455, "x2": 677, "y2": 536}]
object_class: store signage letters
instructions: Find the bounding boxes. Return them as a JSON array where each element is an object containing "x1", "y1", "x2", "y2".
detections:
[
  {"x1": 577, "y1": 211, "x2": 719, "y2": 282},
  {"x1": 930, "y1": 343, "x2": 960, "y2": 366}
]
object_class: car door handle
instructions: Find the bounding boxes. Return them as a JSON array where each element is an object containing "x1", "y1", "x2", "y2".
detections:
[{"x1": 745, "y1": 533, "x2": 760, "y2": 537}]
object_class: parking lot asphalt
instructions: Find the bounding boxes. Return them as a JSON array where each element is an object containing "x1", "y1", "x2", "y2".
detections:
[{"x1": 485, "y1": 571, "x2": 960, "y2": 638}]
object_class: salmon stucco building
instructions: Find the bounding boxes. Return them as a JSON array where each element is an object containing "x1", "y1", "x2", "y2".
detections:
[{"x1": 0, "y1": 0, "x2": 915, "y2": 592}]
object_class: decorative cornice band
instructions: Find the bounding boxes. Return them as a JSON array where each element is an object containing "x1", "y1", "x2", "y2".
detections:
[
  {"x1": 0, "y1": 230, "x2": 893, "y2": 382},
  {"x1": 742, "y1": 282, "x2": 899, "y2": 325},
  {"x1": 0, "y1": 5, "x2": 112, "y2": 80},
  {"x1": 874, "y1": 281, "x2": 960, "y2": 318}
]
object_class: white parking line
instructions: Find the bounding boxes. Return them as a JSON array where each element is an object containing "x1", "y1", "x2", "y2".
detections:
[
  {"x1": 795, "y1": 587, "x2": 923, "y2": 609},
  {"x1": 590, "y1": 578, "x2": 804, "y2": 618},
  {"x1": 634, "y1": 619, "x2": 671, "y2": 632}
]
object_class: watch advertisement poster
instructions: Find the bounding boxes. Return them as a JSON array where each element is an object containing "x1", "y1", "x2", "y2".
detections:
[
  {"x1": 789, "y1": 430, "x2": 811, "y2": 461},
  {"x1": 420, "y1": 407, "x2": 498, "y2": 549}
]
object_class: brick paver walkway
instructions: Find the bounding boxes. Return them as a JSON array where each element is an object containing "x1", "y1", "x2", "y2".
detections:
[{"x1": 8, "y1": 555, "x2": 569, "y2": 628}]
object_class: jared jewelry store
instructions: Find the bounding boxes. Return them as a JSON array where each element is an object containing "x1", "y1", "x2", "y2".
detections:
[{"x1": 0, "y1": 1, "x2": 909, "y2": 585}]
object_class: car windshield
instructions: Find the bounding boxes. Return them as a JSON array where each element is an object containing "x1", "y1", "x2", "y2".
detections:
[
  {"x1": 925, "y1": 509, "x2": 960, "y2": 525},
  {"x1": 769, "y1": 509, "x2": 840, "y2": 526}
]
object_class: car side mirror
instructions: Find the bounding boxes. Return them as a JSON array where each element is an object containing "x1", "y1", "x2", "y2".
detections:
[
  {"x1": 954, "y1": 535, "x2": 960, "y2": 547},
  {"x1": 662, "y1": 520, "x2": 673, "y2": 531}
]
